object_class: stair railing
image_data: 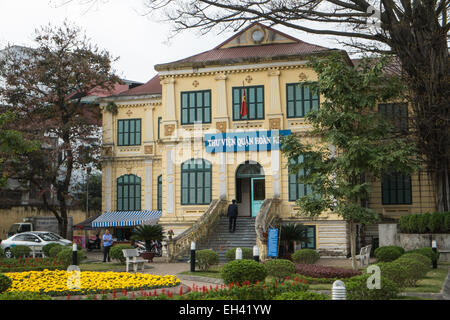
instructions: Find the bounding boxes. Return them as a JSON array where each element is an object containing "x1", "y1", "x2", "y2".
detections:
[
  {"x1": 166, "y1": 199, "x2": 228, "y2": 262},
  {"x1": 255, "y1": 198, "x2": 281, "y2": 261}
]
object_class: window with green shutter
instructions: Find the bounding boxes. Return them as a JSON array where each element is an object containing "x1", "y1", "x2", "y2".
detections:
[
  {"x1": 232, "y1": 85, "x2": 264, "y2": 121},
  {"x1": 286, "y1": 83, "x2": 319, "y2": 118},
  {"x1": 288, "y1": 155, "x2": 314, "y2": 201},
  {"x1": 116, "y1": 174, "x2": 141, "y2": 211},
  {"x1": 181, "y1": 90, "x2": 211, "y2": 124},
  {"x1": 181, "y1": 159, "x2": 212, "y2": 205},
  {"x1": 157, "y1": 175, "x2": 162, "y2": 211},
  {"x1": 381, "y1": 172, "x2": 412, "y2": 205},
  {"x1": 117, "y1": 119, "x2": 141, "y2": 146},
  {"x1": 378, "y1": 103, "x2": 408, "y2": 132}
]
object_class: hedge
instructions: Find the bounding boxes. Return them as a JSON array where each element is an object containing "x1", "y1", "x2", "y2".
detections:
[
  {"x1": 195, "y1": 249, "x2": 219, "y2": 271},
  {"x1": 264, "y1": 259, "x2": 295, "y2": 281},
  {"x1": 225, "y1": 248, "x2": 253, "y2": 261},
  {"x1": 291, "y1": 249, "x2": 320, "y2": 264},
  {"x1": 345, "y1": 273, "x2": 398, "y2": 300},
  {"x1": 110, "y1": 244, "x2": 135, "y2": 264},
  {"x1": 220, "y1": 260, "x2": 268, "y2": 285},
  {"x1": 399, "y1": 212, "x2": 450, "y2": 234},
  {"x1": 295, "y1": 264, "x2": 361, "y2": 279}
]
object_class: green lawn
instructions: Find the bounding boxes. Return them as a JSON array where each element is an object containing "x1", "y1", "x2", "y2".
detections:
[
  {"x1": 78, "y1": 262, "x2": 126, "y2": 272},
  {"x1": 178, "y1": 266, "x2": 223, "y2": 279}
]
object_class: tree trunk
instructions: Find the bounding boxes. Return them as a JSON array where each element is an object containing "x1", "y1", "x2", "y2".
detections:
[{"x1": 349, "y1": 222, "x2": 357, "y2": 270}]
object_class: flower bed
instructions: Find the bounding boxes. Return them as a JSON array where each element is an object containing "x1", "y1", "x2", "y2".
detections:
[
  {"x1": 5, "y1": 270, "x2": 180, "y2": 296},
  {"x1": 295, "y1": 264, "x2": 361, "y2": 279},
  {"x1": 0, "y1": 257, "x2": 65, "y2": 272}
]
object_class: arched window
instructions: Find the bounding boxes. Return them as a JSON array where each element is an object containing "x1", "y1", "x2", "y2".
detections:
[
  {"x1": 157, "y1": 175, "x2": 162, "y2": 211},
  {"x1": 117, "y1": 174, "x2": 141, "y2": 211},
  {"x1": 181, "y1": 159, "x2": 212, "y2": 205}
]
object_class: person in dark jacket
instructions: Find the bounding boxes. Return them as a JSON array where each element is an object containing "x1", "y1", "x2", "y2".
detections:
[{"x1": 227, "y1": 199, "x2": 238, "y2": 233}]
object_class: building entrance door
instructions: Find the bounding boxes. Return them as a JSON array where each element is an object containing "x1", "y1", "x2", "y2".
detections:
[
  {"x1": 251, "y1": 177, "x2": 265, "y2": 217},
  {"x1": 235, "y1": 161, "x2": 265, "y2": 217}
]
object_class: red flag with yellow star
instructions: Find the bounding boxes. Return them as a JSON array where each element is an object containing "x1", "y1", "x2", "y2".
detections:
[{"x1": 240, "y1": 85, "x2": 248, "y2": 117}]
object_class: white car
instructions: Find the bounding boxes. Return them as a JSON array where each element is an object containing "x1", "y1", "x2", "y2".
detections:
[{"x1": 1, "y1": 231, "x2": 72, "y2": 258}]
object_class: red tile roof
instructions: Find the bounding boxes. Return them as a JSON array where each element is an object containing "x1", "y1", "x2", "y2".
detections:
[
  {"x1": 113, "y1": 74, "x2": 162, "y2": 97},
  {"x1": 155, "y1": 41, "x2": 334, "y2": 71}
]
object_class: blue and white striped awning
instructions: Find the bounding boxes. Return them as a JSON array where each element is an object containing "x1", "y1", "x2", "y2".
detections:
[{"x1": 91, "y1": 210, "x2": 162, "y2": 228}]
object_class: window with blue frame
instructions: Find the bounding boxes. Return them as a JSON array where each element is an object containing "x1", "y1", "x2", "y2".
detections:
[
  {"x1": 116, "y1": 174, "x2": 141, "y2": 211},
  {"x1": 232, "y1": 85, "x2": 264, "y2": 121},
  {"x1": 382, "y1": 172, "x2": 412, "y2": 205},
  {"x1": 286, "y1": 83, "x2": 319, "y2": 118},
  {"x1": 181, "y1": 90, "x2": 211, "y2": 124},
  {"x1": 117, "y1": 119, "x2": 141, "y2": 146},
  {"x1": 288, "y1": 155, "x2": 314, "y2": 201},
  {"x1": 181, "y1": 159, "x2": 212, "y2": 205}
]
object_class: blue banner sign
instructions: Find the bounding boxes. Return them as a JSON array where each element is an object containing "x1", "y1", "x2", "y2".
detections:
[
  {"x1": 204, "y1": 130, "x2": 291, "y2": 153},
  {"x1": 267, "y1": 228, "x2": 279, "y2": 258}
]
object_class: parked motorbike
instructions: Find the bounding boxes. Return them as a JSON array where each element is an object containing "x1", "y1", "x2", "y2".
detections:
[{"x1": 87, "y1": 235, "x2": 101, "y2": 251}]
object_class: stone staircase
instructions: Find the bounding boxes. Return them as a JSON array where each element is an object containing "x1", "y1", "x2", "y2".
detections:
[{"x1": 199, "y1": 216, "x2": 257, "y2": 262}]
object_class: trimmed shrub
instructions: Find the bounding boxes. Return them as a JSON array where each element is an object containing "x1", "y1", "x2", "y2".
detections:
[
  {"x1": 395, "y1": 256, "x2": 429, "y2": 286},
  {"x1": 291, "y1": 249, "x2": 320, "y2": 264},
  {"x1": 195, "y1": 249, "x2": 219, "y2": 271},
  {"x1": 264, "y1": 259, "x2": 295, "y2": 281},
  {"x1": 374, "y1": 246, "x2": 404, "y2": 262},
  {"x1": 406, "y1": 248, "x2": 439, "y2": 266},
  {"x1": 345, "y1": 273, "x2": 399, "y2": 300},
  {"x1": 11, "y1": 245, "x2": 31, "y2": 258},
  {"x1": 376, "y1": 262, "x2": 409, "y2": 288},
  {"x1": 225, "y1": 248, "x2": 253, "y2": 261},
  {"x1": 398, "y1": 253, "x2": 431, "y2": 271},
  {"x1": 221, "y1": 260, "x2": 268, "y2": 285},
  {"x1": 110, "y1": 244, "x2": 134, "y2": 264},
  {"x1": 56, "y1": 247, "x2": 85, "y2": 267},
  {"x1": 48, "y1": 244, "x2": 65, "y2": 258},
  {"x1": 0, "y1": 292, "x2": 52, "y2": 300},
  {"x1": 0, "y1": 274, "x2": 12, "y2": 294},
  {"x1": 274, "y1": 291, "x2": 328, "y2": 300},
  {"x1": 43, "y1": 243, "x2": 63, "y2": 257},
  {"x1": 295, "y1": 264, "x2": 361, "y2": 279}
]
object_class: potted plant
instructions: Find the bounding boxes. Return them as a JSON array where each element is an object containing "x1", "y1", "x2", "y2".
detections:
[{"x1": 131, "y1": 224, "x2": 164, "y2": 262}]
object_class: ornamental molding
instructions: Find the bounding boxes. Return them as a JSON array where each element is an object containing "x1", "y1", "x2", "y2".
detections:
[{"x1": 158, "y1": 60, "x2": 309, "y2": 78}]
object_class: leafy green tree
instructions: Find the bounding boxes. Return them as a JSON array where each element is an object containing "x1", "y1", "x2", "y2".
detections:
[
  {"x1": 0, "y1": 21, "x2": 121, "y2": 238},
  {"x1": 0, "y1": 111, "x2": 39, "y2": 187},
  {"x1": 281, "y1": 54, "x2": 419, "y2": 269}
]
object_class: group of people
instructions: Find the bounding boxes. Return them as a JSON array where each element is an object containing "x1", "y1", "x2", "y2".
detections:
[{"x1": 96, "y1": 200, "x2": 240, "y2": 263}]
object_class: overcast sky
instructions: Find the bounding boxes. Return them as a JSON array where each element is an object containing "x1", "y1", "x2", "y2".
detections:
[{"x1": 0, "y1": 0, "x2": 347, "y2": 83}]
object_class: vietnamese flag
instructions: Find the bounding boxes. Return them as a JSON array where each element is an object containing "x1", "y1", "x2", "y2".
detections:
[{"x1": 240, "y1": 86, "x2": 248, "y2": 117}]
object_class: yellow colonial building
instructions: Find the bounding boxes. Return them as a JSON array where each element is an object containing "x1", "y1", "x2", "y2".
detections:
[{"x1": 98, "y1": 23, "x2": 436, "y2": 260}]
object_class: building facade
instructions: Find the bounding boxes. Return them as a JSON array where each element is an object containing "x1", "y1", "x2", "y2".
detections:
[{"x1": 99, "y1": 23, "x2": 436, "y2": 257}]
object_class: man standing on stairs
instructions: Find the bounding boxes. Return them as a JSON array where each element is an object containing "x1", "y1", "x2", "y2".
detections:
[{"x1": 227, "y1": 199, "x2": 238, "y2": 233}]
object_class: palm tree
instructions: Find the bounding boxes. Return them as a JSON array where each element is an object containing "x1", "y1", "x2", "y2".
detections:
[
  {"x1": 279, "y1": 223, "x2": 309, "y2": 257},
  {"x1": 131, "y1": 224, "x2": 164, "y2": 252}
]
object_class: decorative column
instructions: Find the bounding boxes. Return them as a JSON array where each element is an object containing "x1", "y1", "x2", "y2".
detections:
[
  {"x1": 165, "y1": 144, "x2": 176, "y2": 215},
  {"x1": 214, "y1": 73, "x2": 229, "y2": 133},
  {"x1": 162, "y1": 77, "x2": 177, "y2": 139},
  {"x1": 267, "y1": 69, "x2": 283, "y2": 130},
  {"x1": 143, "y1": 105, "x2": 155, "y2": 156},
  {"x1": 144, "y1": 160, "x2": 153, "y2": 210},
  {"x1": 267, "y1": 69, "x2": 283, "y2": 199},
  {"x1": 104, "y1": 161, "x2": 112, "y2": 212}
]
